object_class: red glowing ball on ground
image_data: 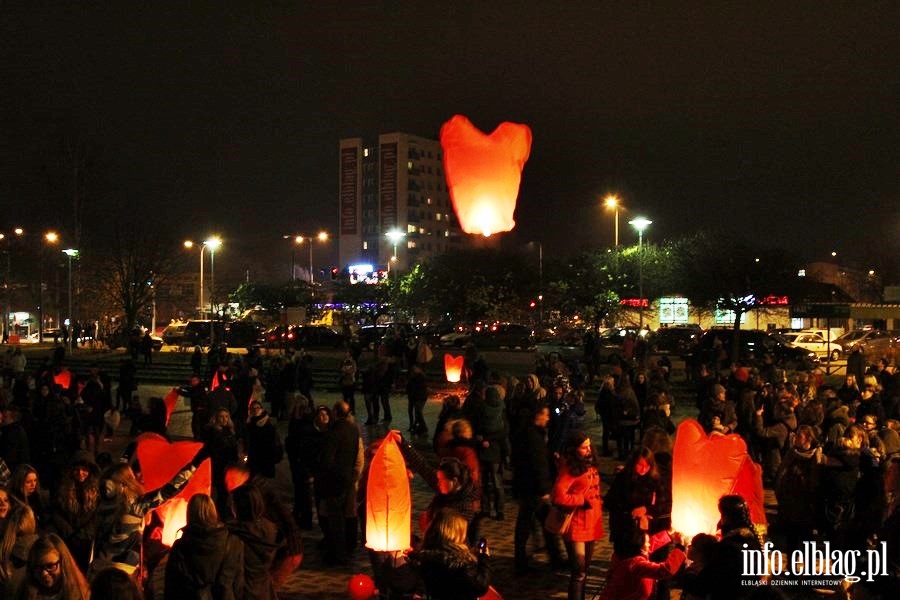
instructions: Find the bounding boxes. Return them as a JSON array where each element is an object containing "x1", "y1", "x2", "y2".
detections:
[{"x1": 347, "y1": 573, "x2": 376, "y2": 599}]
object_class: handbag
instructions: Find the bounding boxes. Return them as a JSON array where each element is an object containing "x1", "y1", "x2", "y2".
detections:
[{"x1": 544, "y1": 505, "x2": 574, "y2": 535}]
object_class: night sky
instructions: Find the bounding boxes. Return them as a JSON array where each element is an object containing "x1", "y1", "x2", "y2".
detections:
[{"x1": 3, "y1": 3, "x2": 898, "y2": 282}]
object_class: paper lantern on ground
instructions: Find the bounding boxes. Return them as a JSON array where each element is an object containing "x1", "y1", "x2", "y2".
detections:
[
  {"x1": 365, "y1": 431, "x2": 412, "y2": 552},
  {"x1": 135, "y1": 432, "x2": 212, "y2": 547},
  {"x1": 444, "y1": 353, "x2": 465, "y2": 383},
  {"x1": 348, "y1": 573, "x2": 376, "y2": 599},
  {"x1": 671, "y1": 418, "x2": 766, "y2": 538},
  {"x1": 440, "y1": 114, "x2": 532, "y2": 237}
]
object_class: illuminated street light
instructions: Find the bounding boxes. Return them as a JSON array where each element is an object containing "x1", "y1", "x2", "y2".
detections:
[
  {"x1": 629, "y1": 217, "x2": 652, "y2": 328},
  {"x1": 385, "y1": 229, "x2": 406, "y2": 276},
  {"x1": 284, "y1": 231, "x2": 329, "y2": 283},
  {"x1": 62, "y1": 249, "x2": 79, "y2": 350},
  {"x1": 604, "y1": 195, "x2": 620, "y2": 248},
  {"x1": 184, "y1": 236, "x2": 223, "y2": 321},
  {"x1": 39, "y1": 231, "x2": 59, "y2": 343},
  {"x1": 1, "y1": 228, "x2": 25, "y2": 342}
]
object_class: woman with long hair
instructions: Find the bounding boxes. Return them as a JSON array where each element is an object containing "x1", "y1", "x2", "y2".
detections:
[
  {"x1": 552, "y1": 431, "x2": 605, "y2": 600},
  {"x1": 0, "y1": 485, "x2": 12, "y2": 529},
  {"x1": 0, "y1": 505, "x2": 39, "y2": 596},
  {"x1": 604, "y1": 447, "x2": 662, "y2": 545},
  {"x1": 93, "y1": 448, "x2": 206, "y2": 574},
  {"x1": 16, "y1": 533, "x2": 89, "y2": 600},
  {"x1": 409, "y1": 508, "x2": 491, "y2": 600},
  {"x1": 9, "y1": 466, "x2": 49, "y2": 531},
  {"x1": 164, "y1": 493, "x2": 244, "y2": 599},
  {"x1": 49, "y1": 452, "x2": 100, "y2": 573},
  {"x1": 204, "y1": 409, "x2": 240, "y2": 512}
]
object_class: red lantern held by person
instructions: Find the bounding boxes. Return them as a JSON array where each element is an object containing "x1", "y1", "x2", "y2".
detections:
[
  {"x1": 365, "y1": 431, "x2": 412, "y2": 552},
  {"x1": 440, "y1": 114, "x2": 532, "y2": 237},
  {"x1": 135, "y1": 433, "x2": 212, "y2": 547},
  {"x1": 671, "y1": 419, "x2": 766, "y2": 538},
  {"x1": 348, "y1": 573, "x2": 376, "y2": 599},
  {"x1": 444, "y1": 353, "x2": 465, "y2": 383},
  {"x1": 163, "y1": 388, "x2": 179, "y2": 426}
]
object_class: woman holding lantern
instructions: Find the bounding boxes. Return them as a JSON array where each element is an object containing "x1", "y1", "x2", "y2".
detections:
[{"x1": 552, "y1": 431, "x2": 605, "y2": 600}]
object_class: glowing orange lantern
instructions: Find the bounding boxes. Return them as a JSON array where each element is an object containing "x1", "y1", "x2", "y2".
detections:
[
  {"x1": 444, "y1": 353, "x2": 465, "y2": 383},
  {"x1": 671, "y1": 419, "x2": 765, "y2": 538},
  {"x1": 135, "y1": 432, "x2": 212, "y2": 547},
  {"x1": 365, "y1": 431, "x2": 412, "y2": 552},
  {"x1": 440, "y1": 114, "x2": 532, "y2": 236},
  {"x1": 53, "y1": 368, "x2": 72, "y2": 391}
]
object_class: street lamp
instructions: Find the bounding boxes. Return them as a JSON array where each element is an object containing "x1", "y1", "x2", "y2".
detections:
[
  {"x1": 184, "y1": 236, "x2": 222, "y2": 321},
  {"x1": 385, "y1": 229, "x2": 406, "y2": 276},
  {"x1": 628, "y1": 217, "x2": 652, "y2": 328},
  {"x1": 285, "y1": 232, "x2": 329, "y2": 284},
  {"x1": 604, "y1": 195, "x2": 620, "y2": 248},
  {"x1": 38, "y1": 232, "x2": 59, "y2": 343},
  {"x1": 62, "y1": 249, "x2": 79, "y2": 350}
]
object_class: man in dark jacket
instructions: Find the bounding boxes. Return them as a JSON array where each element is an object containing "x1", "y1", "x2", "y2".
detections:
[
  {"x1": 512, "y1": 405, "x2": 564, "y2": 574},
  {"x1": 315, "y1": 401, "x2": 360, "y2": 565}
]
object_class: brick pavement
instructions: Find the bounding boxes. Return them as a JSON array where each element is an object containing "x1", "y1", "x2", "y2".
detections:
[{"x1": 128, "y1": 384, "x2": 619, "y2": 599}]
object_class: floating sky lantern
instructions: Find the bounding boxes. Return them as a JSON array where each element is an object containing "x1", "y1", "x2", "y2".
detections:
[
  {"x1": 135, "y1": 432, "x2": 212, "y2": 547},
  {"x1": 440, "y1": 114, "x2": 532, "y2": 237},
  {"x1": 53, "y1": 368, "x2": 73, "y2": 391},
  {"x1": 671, "y1": 419, "x2": 766, "y2": 538},
  {"x1": 365, "y1": 431, "x2": 412, "y2": 552},
  {"x1": 444, "y1": 353, "x2": 465, "y2": 383}
]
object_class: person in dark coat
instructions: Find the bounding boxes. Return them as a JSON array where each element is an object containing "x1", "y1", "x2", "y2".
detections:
[
  {"x1": 513, "y1": 405, "x2": 565, "y2": 574},
  {"x1": 227, "y1": 484, "x2": 282, "y2": 600},
  {"x1": 116, "y1": 358, "x2": 137, "y2": 412},
  {"x1": 244, "y1": 401, "x2": 282, "y2": 480},
  {"x1": 204, "y1": 408, "x2": 240, "y2": 513},
  {"x1": 774, "y1": 425, "x2": 821, "y2": 553},
  {"x1": 604, "y1": 447, "x2": 663, "y2": 545},
  {"x1": 285, "y1": 400, "x2": 328, "y2": 530},
  {"x1": 140, "y1": 331, "x2": 154, "y2": 364},
  {"x1": 49, "y1": 451, "x2": 100, "y2": 572},
  {"x1": 846, "y1": 346, "x2": 866, "y2": 391},
  {"x1": 406, "y1": 364, "x2": 429, "y2": 435},
  {"x1": 409, "y1": 508, "x2": 492, "y2": 600},
  {"x1": 314, "y1": 401, "x2": 360, "y2": 565},
  {"x1": 165, "y1": 493, "x2": 244, "y2": 600},
  {"x1": 472, "y1": 385, "x2": 507, "y2": 520}
]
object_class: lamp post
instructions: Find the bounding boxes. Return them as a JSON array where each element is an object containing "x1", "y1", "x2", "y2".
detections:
[
  {"x1": 286, "y1": 232, "x2": 328, "y2": 284},
  {"x1": 604, "y1": 195, "x2": 620, "y2": 248},
  {"x1": 62, "y1": 249, "x2": 78, "y2": 351},
  {"x1": 385, "y1": 229, "x2": 405, "y2": 276},
  {"x1": 184, "y1": 236, "x2": 222, "y2": 321},
  {"x1": 628, "y1": 217, "x2": 652, "y2": 328},
  {"x1": 38, "y1": 232, "x2": 59, "y2": 343}
]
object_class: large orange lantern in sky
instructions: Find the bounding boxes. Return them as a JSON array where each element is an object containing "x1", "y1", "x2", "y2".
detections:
[
  {"x1": 365, "y1": 431, "x2": 412, "y2": 552},
  {"x1": 135, "y1": 432, "x2": 212, "y2": 547},
  {"x1": 444, "y1": 353, "x2": 465, "y2": 383},
  {"x1": 671, "y1": 419, "x2": 765, "y2": 538},
  {"x1": 440, "y1": 114, "x2": 532, "y2": 237}
]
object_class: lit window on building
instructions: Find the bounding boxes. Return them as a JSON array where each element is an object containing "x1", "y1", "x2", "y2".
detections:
[
  {"x1": 407, "y1": 224, "x2": 416, "y2": 234},
  {"x1": 407, "y1": 160, "x2": 413, "y2": 170},
  {"x1": 436, "y1": 213, "x2": 441, "y2": 221},
  {"x1": 798, "y1": 269, "x2": 806, "y2": 277},
  {"x1": 444, "y1": 230, "x2": 450, "y2": 237},
  {"x1": 408, "y1": 241, "x2": 416, "y2": 249},
  {"x1": 419, "y1": 227, "x2": 426, "y2": 234},
  {"x1": 427, "y1": 197, "x2": 432, "y2": 204},
  {"x1": 363, "y1": 148, "x2": 369, "y2": 157},
  {"x1": 362, "y1": 241, "x2": 368, "y2": 250}
]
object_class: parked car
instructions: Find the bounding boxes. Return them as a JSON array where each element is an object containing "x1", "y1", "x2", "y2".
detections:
[
  {"x1": 781, "y1": 332, "x2": 843, "y2": 361},
  {"x1": 358, "y1": 323, "x2": 415, "y2": 349},
  {"x1": 473, "y1": 323, "x2": 535, "y2": 349},
  {"x1": 161, "y1": 322, "x2": 188, "y2": 346},
  {"x1": 648, "y1": 326, "x2": 703, "y2": 357},
  {"x1": 182, "y1": 320, "x2": 226, "y2": 347},
  {"x1": 439, "y1": 324, "x2": 475, "y2": 348},
  {"x1": 694, "y1": 329, "x2": 819, "y2": 370},
  {"x1": 106, "y1": 326, "x2": 163, "y2": 351},
  {"x1": 263, "y1": 324, "x2": 346, "y2": 350},
  {"x1": 835, "y1": 329, "x2": 898, "y2": 362}
]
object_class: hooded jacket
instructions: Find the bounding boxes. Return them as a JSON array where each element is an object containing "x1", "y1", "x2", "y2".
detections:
[
  {"x1": 409, "y1": 545, "x2": 491, "y2": 600},
  {"x1": 227, "y1": 518, "x2": 282, "y2": 600},
  {"x1": 165, "y1": 523, "x2": 244, "y2": 600}
]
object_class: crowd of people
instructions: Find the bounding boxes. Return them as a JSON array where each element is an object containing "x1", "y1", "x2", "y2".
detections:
[{"x1": 0, "y1": 333, "x2": 898, "y2": 599}]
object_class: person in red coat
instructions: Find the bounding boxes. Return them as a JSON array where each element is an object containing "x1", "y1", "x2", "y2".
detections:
[
  {"x1": 600, "y1": 527, "x2": 686, "y2": 600},
  {"x1": 552, "y1": 430, "x2": 605, "y2": 600}
]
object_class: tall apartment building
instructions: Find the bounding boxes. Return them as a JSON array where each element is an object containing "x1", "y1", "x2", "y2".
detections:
[{"x1": 338, "y1": 133, "x2": 464, "y2": 273}]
